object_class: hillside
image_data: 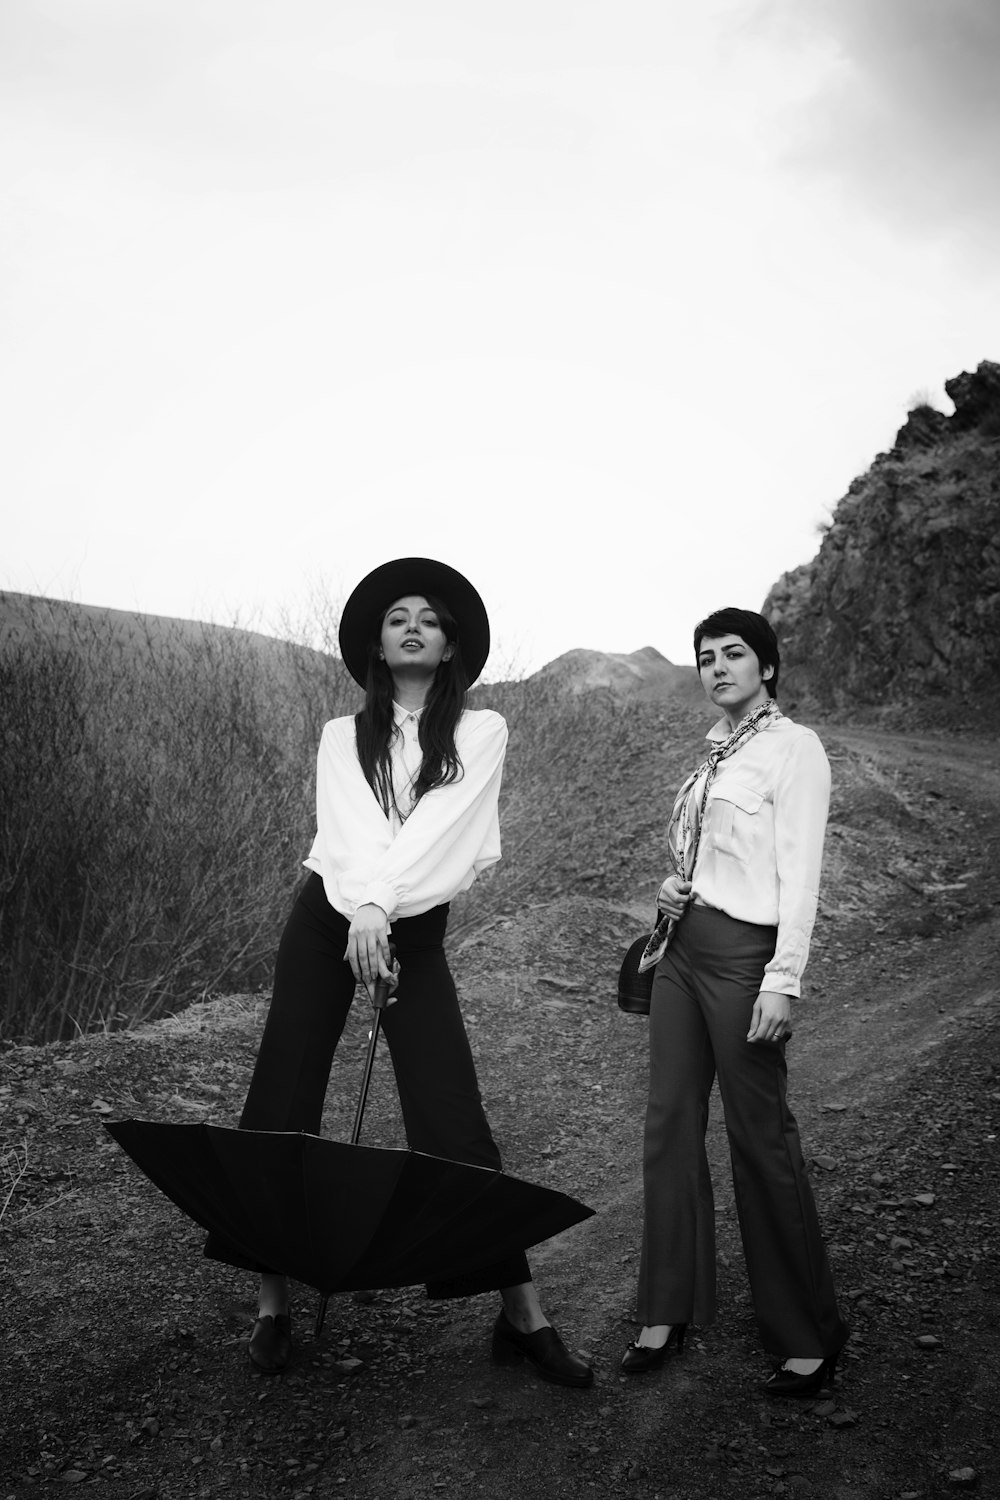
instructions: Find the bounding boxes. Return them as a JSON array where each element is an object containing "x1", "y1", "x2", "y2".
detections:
[
  {"x1": 0, "y1": 589, "x2": 348, "y2": 688},
  {"x1": 764, "y1": 359, "x2": 1000, "y2": 726}
]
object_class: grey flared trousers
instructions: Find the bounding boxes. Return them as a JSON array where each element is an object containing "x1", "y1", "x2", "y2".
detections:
[{"x1": 638, "y1": 905, "x2": 848, "y2": 1359}]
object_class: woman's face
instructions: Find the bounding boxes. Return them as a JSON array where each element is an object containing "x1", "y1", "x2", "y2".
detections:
[
  {"x1": 380, "y1": 595, "x2": 454, "y2": 678},
  {"x1": 697, "y1": 633, "x2": 773, "y2": 724}
]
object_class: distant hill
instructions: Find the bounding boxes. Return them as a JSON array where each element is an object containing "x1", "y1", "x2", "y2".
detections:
[
  {"x1": 529, "y1": 645, "x2": 703, "y2": 705},
  {"x1": 764, "y1": 359, "x2": 1000, "y2": 726}
]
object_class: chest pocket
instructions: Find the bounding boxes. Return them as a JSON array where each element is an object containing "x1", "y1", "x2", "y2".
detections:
[{"x1": 705, "y1": 781, "x2": 766, "y2": 860}]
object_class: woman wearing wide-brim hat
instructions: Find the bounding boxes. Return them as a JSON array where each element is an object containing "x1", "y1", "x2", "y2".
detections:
[{"x1": 207, "y1": 557, "x2": 592, "y2": 1388}]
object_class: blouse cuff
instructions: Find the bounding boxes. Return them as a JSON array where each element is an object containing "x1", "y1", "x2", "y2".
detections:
[
  {"x1": 358, "y1": 882, "x2": 398, "y2": 922},
  {"x1": 761, "y1": 965, "x2": 801, "y2": 999}
]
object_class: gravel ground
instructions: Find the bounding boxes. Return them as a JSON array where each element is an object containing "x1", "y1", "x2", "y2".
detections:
[{"x1": 2, "y1": 725, "x2": 999, "y2": 1500}]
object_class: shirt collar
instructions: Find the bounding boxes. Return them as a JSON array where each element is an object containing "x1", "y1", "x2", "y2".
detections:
[
  {"x1": 706, "y1": 704, "x2": 782, "y2": 744},
  {"x1": 393, "y1": 701, "x2": 425, "y2": 726}
]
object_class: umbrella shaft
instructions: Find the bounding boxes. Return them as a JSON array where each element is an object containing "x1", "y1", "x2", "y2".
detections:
[{"x1": 351, "y1": 1009, "x2": 383, "y2": 1146}]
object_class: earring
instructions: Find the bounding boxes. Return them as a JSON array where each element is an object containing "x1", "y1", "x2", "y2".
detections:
[{"x1": 378, "y1": 649, "x2": 385, "y2": 660}]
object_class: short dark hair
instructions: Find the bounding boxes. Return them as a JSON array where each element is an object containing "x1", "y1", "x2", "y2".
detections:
[{"x1": 693, "y1": 608, "x2": 780, "y2": 699}]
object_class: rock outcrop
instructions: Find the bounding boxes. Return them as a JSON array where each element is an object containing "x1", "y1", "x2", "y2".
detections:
[{"x1": 764, "y1": 360, "x2": 1000, "y2": 724}]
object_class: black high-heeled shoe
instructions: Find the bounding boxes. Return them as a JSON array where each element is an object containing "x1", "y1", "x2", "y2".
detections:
[
  {"x1": 248, "y1": 1313, "x2": 292, "y2": 1374},
  {"x1": 620, "y1": 1323, "x2": 687, "y2": 1374},
  {"x1": 762, "y1": 1352, "x2": 838, "y2": 1399}
]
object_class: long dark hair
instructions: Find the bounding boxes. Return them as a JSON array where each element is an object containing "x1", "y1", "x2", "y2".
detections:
[{"x1": 355, "y1": 593, "x2": 470, "y2": 818}]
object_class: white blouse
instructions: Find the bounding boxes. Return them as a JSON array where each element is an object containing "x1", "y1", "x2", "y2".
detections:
[
  {"x1": 304, "y1": 704, "x2": 507, "y2": 923},
  {"x1": 690, "y1": 715, "x2": 831, "y2": 997}
]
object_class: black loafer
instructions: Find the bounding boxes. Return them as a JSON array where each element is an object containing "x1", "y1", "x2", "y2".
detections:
[
  {"x1": 491, "y1": 1310, "x2": 594, "y2": 1388},
  {"x1": 248, "y1": 1313, "x2": 292, "y2": 1374}
]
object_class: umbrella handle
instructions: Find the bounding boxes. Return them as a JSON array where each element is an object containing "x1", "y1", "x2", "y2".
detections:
[{"x1": 369, "y1": 939, "x2": 398, "y2": 1013}]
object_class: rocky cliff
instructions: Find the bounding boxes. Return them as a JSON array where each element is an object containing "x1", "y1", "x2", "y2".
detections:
[{"x1": 764, "y1": 360, "x2": 1000, "y2": 724}]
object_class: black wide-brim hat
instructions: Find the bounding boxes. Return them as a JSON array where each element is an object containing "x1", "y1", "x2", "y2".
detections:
[{"x1": 338, "y1": 557, "x2": 491, "y2": 687}]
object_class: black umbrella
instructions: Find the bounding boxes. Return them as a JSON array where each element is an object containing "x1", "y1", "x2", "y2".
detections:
[{"x1": 106, "y1": 957, "x2": 594, "y2": 1334}]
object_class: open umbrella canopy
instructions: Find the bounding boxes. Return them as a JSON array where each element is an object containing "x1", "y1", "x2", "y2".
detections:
[{"x1": 105, "y1": 1119, "x2": 594, "y2": 1296}]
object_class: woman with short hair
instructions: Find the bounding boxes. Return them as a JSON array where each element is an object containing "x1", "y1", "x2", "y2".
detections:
[{"x1": 622, "y1": 608, "x2": 848, "y2": 1396}]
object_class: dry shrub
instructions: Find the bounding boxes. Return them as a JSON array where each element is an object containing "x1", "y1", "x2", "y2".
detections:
[{"x1": 0, "y1": 608, "x2": 356, "y2": 1043}]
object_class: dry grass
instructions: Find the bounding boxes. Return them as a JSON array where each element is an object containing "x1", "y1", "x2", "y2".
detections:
[{"x1": 0, "y1": 598, "x2": 356, "y2": 1043}]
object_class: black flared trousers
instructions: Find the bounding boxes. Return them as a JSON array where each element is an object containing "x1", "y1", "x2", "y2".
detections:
[
  {"x1": 638, "y1": 905, "x2": 848, "y2": 1359},
  {"x1": 206, "y1": 872, "x2": 530, "y2": 1294}
]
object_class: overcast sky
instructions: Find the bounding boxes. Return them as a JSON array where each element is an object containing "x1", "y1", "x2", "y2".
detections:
[{"x1": 4, "y1": 0, "x2": 999, "y2": 673}]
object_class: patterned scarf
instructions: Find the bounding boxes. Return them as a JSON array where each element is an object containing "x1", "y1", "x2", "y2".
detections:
[{"x1": 638, "y1": 698, "x2": 782, "y2": 973}]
